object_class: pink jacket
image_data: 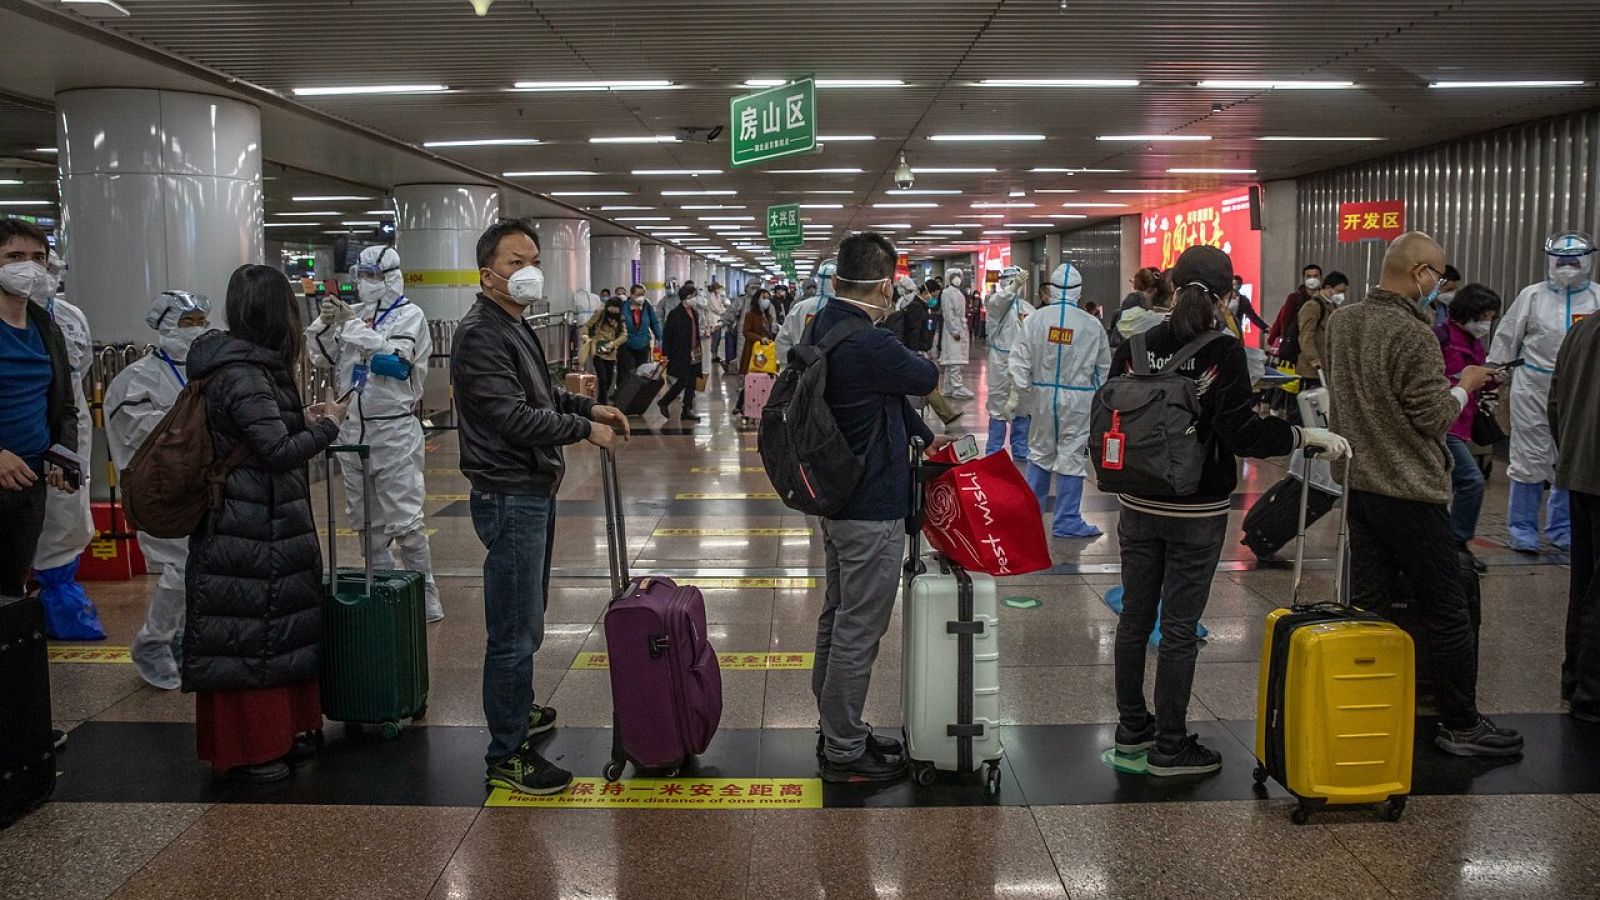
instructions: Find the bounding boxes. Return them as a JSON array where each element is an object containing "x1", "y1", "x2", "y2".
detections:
[{"x1": 1435, "y1": 319, "x2": 1485, "y2": 442}]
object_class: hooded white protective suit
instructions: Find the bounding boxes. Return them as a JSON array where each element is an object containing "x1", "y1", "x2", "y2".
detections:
[
  {"x1": 984, "y1": 266, "x2": 1035, "y2": 457},
  {"x1": 776, "y1": 260, "x2": 835, "y2": 368},
  {"x1": 939, "y1": 269, "x2": 972, "y2": 397},
  {"x1": 1489, "y1": 232, "x2": 1598, "y2": 551},
  {"x1": 1008, "y1": 262, "x2": 1109, "y2": 538},
  {"x1": 304, "y1": 245, "x2": 442, "y2": 620},
  {"x1": 104, "y1": 290, "x2": 211, "y2": 689}
]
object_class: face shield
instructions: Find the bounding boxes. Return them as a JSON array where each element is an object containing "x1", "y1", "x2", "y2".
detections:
[
  {"x1": 1546, "y1": 231, "x2": 1595, "y2": 289},
  {"x1": 355, "y1": 246, "x2": 404, "y2": 305}
]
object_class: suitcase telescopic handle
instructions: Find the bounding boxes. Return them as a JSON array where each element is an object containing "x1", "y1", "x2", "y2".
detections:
[
  {"x1": 906, "y1": 437, "x2": 927, "y2": 575},
  {"x1": 600, "y1": 448, "x2": 629, "y2": 598},
  {"x1": 1291, "y1": 448, "x2": 1353, "y2": 608},
  {"x1": 324, "y1": 445, "x2": 374, "y2": 597}
]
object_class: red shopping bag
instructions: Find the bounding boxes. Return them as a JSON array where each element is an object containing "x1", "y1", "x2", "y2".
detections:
[{"x1": 921, "y1": 448, "x2": 1051, "y2": 576}]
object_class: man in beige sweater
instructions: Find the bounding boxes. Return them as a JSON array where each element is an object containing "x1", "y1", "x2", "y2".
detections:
[{"x1": 1324, "y1": 231, "x2": 1524, "y2": 758}]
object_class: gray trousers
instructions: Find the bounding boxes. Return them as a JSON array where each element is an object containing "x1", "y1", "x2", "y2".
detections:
[{"x1": 814, "y1": 517, "x2": 905, "y2": 763}]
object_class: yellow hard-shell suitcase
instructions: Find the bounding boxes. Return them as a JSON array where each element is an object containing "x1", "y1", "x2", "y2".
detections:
[{"x1": 1251, "y1": 453, "x2": 1414, "y2": 824}]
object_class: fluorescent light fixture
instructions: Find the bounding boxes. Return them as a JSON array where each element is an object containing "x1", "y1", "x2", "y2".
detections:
[
  {"x1": 1031, "y1": 167, "x2": 1125, "y2": 173},
  {"x1": 680, "y1": 204, "x2": 746, "y2": 210},
  {"x1": 957, "y1": 214, "x2": 1005, "y2": 219},
  {"x1": 743, "y1": 79, "x2": 905, "y2": 88},
  {"x1": 614, "y1": 217, "x2": 671, "y2": 222},
  {"x1": 33, "y1": 148, "x2": 57, "y2": 154},
  {"x1": 423, "y1": 138, "x2": 541, "y2": 147},
  {"x1": 697, "y1": 216, "x2": 755, "y2": 221},
  {"x1": 707, "y1": 224, "x2": 745, "y2": 230},
  {"x1": 802, "y1": 224, "x2": 833, "y2": 230},
  {"x1": 872, "y1": 202, "x2": 937, "y2": 208},
  {"x1": 1001, "y1": 222, "x2": 1048, "y2": 228},
  {"x1": 1032, "y1": 189, "x2": 1081, "y2": 194},
  {"x1": 0, "y1": 179, "x2": 22, "y2": 185},
  {"x1": 911, "y1": 167, "x2": 997, "y2": 174},
  {"x1": 1033, "y1": 214, "x2": 1089, "y2": 219},
  {"x1": 263, "y1": 222, "x2": 318, "y2": 228},
  {"x1": 548, "y1": 191, "x2": 630, "y2": 197},
  {"x1": 340, "y1": 220, "x2": 381, "y2": 226},
  {"x1": 513, "y1": 80, "x2": 677, "y2": 92},
  {"x1": 921, "y1": 230, "x2": 963, "y2": 235},
  {"x1": 272, "y1": 211, "x2": 340, "y2": 217},
  {"x1": 365, "y1": 209, "x2": 395, "y2": 215},
  {"x1": 1167, "y1": 167, "x2": 1258, "y2": 174},
  {"x1": 632, "y1": 169, "x2": 723, "y2": 176},
  {"x1": 1009, "y1": 190, "x2": 1027, "y2": 197},
  {"x1": 928, "y1": 134, "x2": 1046, "y2": 142},
  {"x1": 817, "y1": 135, "x2": 876, "y2": 142},
  {"x1": 293, "y1": 84, "x2": 446, "y2": 97},
  {"x1": 1059, "y1": 202, "x2": 1128, "y2": 208},
  {"x1": 1197, "y1": 79, "x2": 1354, "y2": 90},
  {"x1": 1429, "y1": 80, "x2": 1585, "y2": 89},
  {"x1": 982, "y1": 229, "x2": 1021, "y2": 235},
  {"x1": 662, "y1": 190, "x2": 737, "y2": 196},
  {"x1": 799, "y1": 190, "x2": 855, "y2": 195},
  {"x1": 930, "y1": 224, "x2": 980, "y2": 228},
  {"x1": 1257, "y1": 135, "x2": 1383, "y2": 142},
  {"x1": 598, "y1": 205, "x2": 653, "y2": 211},
  {"x1": 867, "y1": 224, "x2": 911, "y2": 229},
  {"x1": 798, "y1": 204, "x2": 844, "y2": 209},
  {"x1": 590, "y1": 135, "x2": 679, "y2": 144},
  {"x1": 977, "y1": 78, "x2": 1139, "y2": 87},
  {"x1": 886, "y1": 189, "x2": 962, "y2": 195},
  {"x1": 768, "y1": 168, "x2": 864, "y2": 175},
  {"x1": 292, "y1": 195, "x2": 371, "y2": 202},
  {"x1": 1096, "y1": 134, "x2": 1211, "y2": 142},
  {"x1": 1106, "y1": 189, "x2": 1189, "y2": 194},
  {"x1": 60, "y1": 0, "x2": 130, "y2": 15},
  {"x1": 970, "y1": 202, "x2": 1035, "y2": 208}
]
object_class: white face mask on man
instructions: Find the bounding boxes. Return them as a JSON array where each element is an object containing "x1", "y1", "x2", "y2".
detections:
[
  {"x1": 506, "y1": 266, "x2": 545, "y2": 306},
  {"x1": 0, "y1": 260, "x2": 47, "y2": 301}
]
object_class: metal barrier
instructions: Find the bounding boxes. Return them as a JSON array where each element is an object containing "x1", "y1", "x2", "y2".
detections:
[{"x1": 420, "y1": 310, "x2": 577, "y2": 430}]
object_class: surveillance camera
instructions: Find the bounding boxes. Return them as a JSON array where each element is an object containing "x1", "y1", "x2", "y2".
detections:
[{"x1": 895, "y1": 153, "x2": 914, "y2": 190}]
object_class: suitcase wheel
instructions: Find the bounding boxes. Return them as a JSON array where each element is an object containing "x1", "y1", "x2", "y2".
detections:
[
  {"x1": 603, "y1": 759, "x2": 626, "y2": 783},
  {"x1": 912, "y1": 762, "x2": 938, "y2": 787},
  {"x1": 984, "y1": 762, "x2": 1002, "y2": 795},
  {"x1": 380, "y1": 720, "x2": 403, "y2": 740},
  {"x1": 1290, "y1": 800, "x2": 1317, "y2": 826},
  {"x1": 1251, "y1": 765, "x2": 1269, "y2": 785},
  {"x1": 1380, "y1": 796, "x2": 1407, "y2": 823}
]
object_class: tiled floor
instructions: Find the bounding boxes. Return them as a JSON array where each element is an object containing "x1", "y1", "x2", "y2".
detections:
[{"x1": 7, "y1": 352, "x2": 1589, "y2": 899}]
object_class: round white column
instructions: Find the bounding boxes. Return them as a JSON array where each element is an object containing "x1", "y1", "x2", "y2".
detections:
[
  {"x1": 56, "y1": 88, "x2": 263, "y2": 343},
  {"x1": 665, "y1": 249, "x2": 692, "y2": 294},
  {"x1": 393, "y1": 183, "x2": 499, "y2": 321},
  {"x1": 689, "y1": 257, "x2": 709, "y2": 288},
  {"x1": 529, "y1": 218, "x2": 591, "y2": 315},
  {"x1": 640, "y1": 242, "x2": 666, "y2": 302},
  {"x1": 591, "y1": 235, "x2": 640, "y2": 295}
]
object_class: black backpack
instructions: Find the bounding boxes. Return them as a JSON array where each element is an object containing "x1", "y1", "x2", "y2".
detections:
[
  {"x1": 758, "y1": 316, "x2": 877, "y2": 516},
  {"x1": 1090, "y1": 330, "x2": 1225, "y2": 498}
]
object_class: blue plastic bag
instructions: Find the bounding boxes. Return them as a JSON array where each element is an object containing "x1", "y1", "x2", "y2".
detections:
[
  {"x1": 36, "y1": 558, "x2": 107, "y2": 641},
  {"x1": 369, "y1": 352, "x2": 413, "y2": 380},
  {"x1": 1102, "y1": 585, "x2": 1208, "y2": 646}
]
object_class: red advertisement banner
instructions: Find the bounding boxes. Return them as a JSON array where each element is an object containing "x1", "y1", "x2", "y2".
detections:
[{"x1": 1140, "y1": 188, "x2": 1262, "y2": 321}]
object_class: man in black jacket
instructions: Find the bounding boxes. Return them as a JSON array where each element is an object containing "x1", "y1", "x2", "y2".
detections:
[
  {"x1": 658, "y1": 283, "x2": 702, "y2": 421},
  {"x1": 452, "y1": 219, "x2": 629, "y2": 796},
  {"x1": 0, "y1": 218, "x2": 78, "y2": 599}
]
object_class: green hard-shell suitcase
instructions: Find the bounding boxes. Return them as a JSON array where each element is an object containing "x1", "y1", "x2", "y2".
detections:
[{"x1": 319, "y1": 446, "x2": 429, "y2": 739}]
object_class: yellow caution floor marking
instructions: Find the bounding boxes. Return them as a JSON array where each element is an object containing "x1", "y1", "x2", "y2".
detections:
[
  {"x1": 486, "y1": 777, "x2": 822, "y2": 810},
  {"x1": 572, "y1": 651, "x2": 813, "y2": 670},
  {"x1": 674, "y1": 492, "x2": 779, "y2": 500},
  {"x1": 687, "y1": 466, "x2": 769, "y2": 474},
  {"x1": 49, "y1": 645, "x2": 131, "y2": 664},
  {"x1": 652, "y1": 527, "x2": 812, "y2": 537}
]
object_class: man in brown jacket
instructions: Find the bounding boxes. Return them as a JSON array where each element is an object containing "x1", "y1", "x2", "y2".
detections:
[
  {"x1": 1549, "y1": 312, "x2": 1600, "y2": 722},
  {"x1": 1324, "y1": 231, "x2": 1523, "y2": 758},
  {"x1": 1295, "y1": 270, "x2": 1348, "y2": 386}
]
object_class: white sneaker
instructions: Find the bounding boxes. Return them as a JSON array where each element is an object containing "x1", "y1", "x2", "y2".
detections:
[{"x1": 425, "y1": 595, "x2": 445, "y2": 623}]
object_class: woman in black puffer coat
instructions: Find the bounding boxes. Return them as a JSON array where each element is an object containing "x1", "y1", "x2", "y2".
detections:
[{"x1": 183, "y1": 264, "x2": 348, "y2": 783}]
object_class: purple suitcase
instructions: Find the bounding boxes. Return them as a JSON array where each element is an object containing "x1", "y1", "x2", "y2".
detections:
[{"x1": 599, "y1": 450, "x2": 723, "y2": 780}]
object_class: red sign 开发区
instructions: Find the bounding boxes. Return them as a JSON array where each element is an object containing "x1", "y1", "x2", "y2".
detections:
[{"x1": 1338, "y1": 201, "x2": 1406, "y2": 243}]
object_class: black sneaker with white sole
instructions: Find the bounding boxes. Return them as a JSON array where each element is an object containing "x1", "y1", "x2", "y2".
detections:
[
  {"x1": 820, "y1": 746, "x2": 908, "y2": 784},
  {"x1": 486, "y1": 745, "x2": 574, "y2": 796},
  {"x1": 528, "y1": 704, "x2": 558, "y2": 737},
  {"x1": 1435, "y1": 717, "x2": 1524, "y2": 757},
  {"x1": 1114, "y1": 718, "x2": 1156, "y2": 755},
  {"x1": 1145, "y1": 734, "x2": 1222, "y2": 777}
]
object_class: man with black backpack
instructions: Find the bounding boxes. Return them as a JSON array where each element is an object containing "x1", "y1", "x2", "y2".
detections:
[{"x1": 792, "y1": 232, "x2": 949, "y2": 783}]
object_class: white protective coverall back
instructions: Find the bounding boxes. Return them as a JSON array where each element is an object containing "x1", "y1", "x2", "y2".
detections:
[
  {"x1": 983, "y1": 272, "x2": 1034, "y2": 419},
  {"x1": 1009, "y1": 285, "x2": 1111, "y2": 477}
]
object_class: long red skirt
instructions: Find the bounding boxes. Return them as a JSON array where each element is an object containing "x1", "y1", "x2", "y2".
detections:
[{"x1": 196, "y1": 679, "x2": 323, "y2": 773}]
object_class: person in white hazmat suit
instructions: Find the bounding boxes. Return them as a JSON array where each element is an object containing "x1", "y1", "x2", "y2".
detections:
[
  {"x1": 776, "y1": 259, "x2": 835, "y2": 368},
  {"x1": 1007, "y1": 262, "x2": 1110, "y2": 538},
  {"x1": 305, "y1": 245, "x2": 443, "y2": 621},
  {"x1": 984, "y1": 265, "x2": 1034, "y2": 459},
  {"x1": 940, "y1": 268, "x2": 974, "y2": 398},
  {"x1": 1490, "y1": 232, "x2": 1600, "y2": 553},
  {"x1": 104, "y1": 290, "x2": 211, "y2": 689},
  {"x1": 32, "y1": 252, "x2": 96, "y2": 581}
]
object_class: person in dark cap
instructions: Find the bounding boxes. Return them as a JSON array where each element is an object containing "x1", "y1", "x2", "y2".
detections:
[{"x1": 1107, "y1": 245, "x2": 1350, "y2": 778}]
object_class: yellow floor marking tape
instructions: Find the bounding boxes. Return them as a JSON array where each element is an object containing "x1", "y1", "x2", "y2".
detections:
[
  {"x1": 427, "y1": 493, "x2": 471, "y2": 502},
  {"x1": 675, "y1": 492, "x2": 779, "y2": 500},
  {"x1": 487, "y1": 777, "x2": 822, "y2": 810},
  {"x1": 572, "y1": 651, "x2": 813, "y2": 671},
  {"x1": 696, "y1": 577, "x2": 815, "y2": 589},
  {"x1": 49, "y1": 645, "x2": 131, "y2": 664},
  {"x1": 652, "y1": 527, "x2": 812, "y2": 537},
  {"x1": 687, "y1": 466, "x2": 769, "y2": 474},
  {"x1": 317, "y1": 527, "x2": 438, "y2": 538}
]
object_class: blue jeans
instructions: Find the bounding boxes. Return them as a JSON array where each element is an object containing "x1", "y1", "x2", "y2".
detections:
[
  {"x1": 471, "y1": 491, "x2": 556, "y2": 766},
  {"x1": 1446, "y1": 435, "x2": 1485, "y2": 545}
]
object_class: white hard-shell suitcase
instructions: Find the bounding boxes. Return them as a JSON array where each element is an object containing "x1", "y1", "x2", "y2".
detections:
[{"x1": 900, "y1": 438, "x2": 1004, "y2": 793}]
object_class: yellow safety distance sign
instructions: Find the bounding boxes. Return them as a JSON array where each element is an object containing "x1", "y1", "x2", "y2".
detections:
[
  {"x1": 675, "y1": 492, "x2": 779, "y2": 500},
  {"x1": 403, "y1": 269, "x2": 481, "y2": 289},
  {"x1": 487, "y1": 777, "x2": 821, "y2": 810},
  {"x1": 652, "y1": 527, "x2": 812, "y2": 537},
  {"x1": 49, "y1": 645, "x2": 131, "y2": 664},
  {"x1": 572, "y1": 651, "x2": 813, "y2": 670}
]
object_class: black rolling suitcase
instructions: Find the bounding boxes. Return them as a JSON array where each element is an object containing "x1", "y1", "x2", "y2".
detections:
[
  {"x1": 1242, "y1": 473, "x2": 1339, "y2": 559},
  {"x1": 1, "y1": 595, "x2": 56, "y2": 827},
  {"x1": 613, "y1": 368, "x2": 665, "y2": 417}
]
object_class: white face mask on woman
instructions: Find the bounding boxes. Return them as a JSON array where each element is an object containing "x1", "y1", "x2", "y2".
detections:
[{"x1": 1465, "y1": 319, "x2": 1492, "y2": 340}]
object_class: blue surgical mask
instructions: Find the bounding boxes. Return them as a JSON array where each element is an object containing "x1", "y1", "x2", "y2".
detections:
[{"x1": 1416, "y1": 274, "x2": 1441, "y2": 313}]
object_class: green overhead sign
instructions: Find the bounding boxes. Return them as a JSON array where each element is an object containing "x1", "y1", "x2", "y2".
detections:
[
  {"x1": 766, "y1": 204, "x2": 803, "y2": 249},
  {"x1": 730, "y1": 78, "x2": 817, "y2": 168}
]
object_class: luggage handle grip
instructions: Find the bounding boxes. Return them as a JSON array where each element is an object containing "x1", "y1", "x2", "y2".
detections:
[
  {"x1": 1291, "y1": 448, "x2": 1352, "y2": 609},
  {"x1": 323, "y1": 445, "x2": 374, "y2": 597}
]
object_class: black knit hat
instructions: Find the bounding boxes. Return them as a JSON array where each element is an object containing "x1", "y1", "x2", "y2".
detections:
[{"x1": 1171, "y1": 245, "x2": 1234, "y2": 298}]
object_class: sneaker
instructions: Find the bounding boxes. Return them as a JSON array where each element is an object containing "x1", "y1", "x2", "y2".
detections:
[
  {"x1": 820, "y1": 746, "x2": 908, "y2": 784},
  {"x1": 816, "y1": 729, "x2": 904, "y2": 761},
  {"x1": 657, "y1": 400, "x2": 671, "y2": 418},
  {"x1": 528, "y1": 704, "x2": 558, "y2": 737},
  {"x1": 1435, "y1": 717, "x2": 1524, "y2": 757},
  {"x1": 1569, "y1": 705, "x2": 1600, "y2": 724},
  {"x1": 1459, "y1": 546, "x2": 1488, "y2": 575},
  {"x1": 229, "y1": 761, "x2": 290, "y2": 783},
  {"x1": 680, "y1": 412, "x2": 701, "y2": 422},
  {"x1": 1114, "y1": 718, "x2": 1157, "y2": 755},
  {"x1": 1146, "y1": 734, "x2": 1222, "y2": 777},
  {"x1": 486, "y1": 746, "x2": 574, "y2": 796},
  {"x1": 50, "y1": 729, "x2": 67, "y2": 751}
]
